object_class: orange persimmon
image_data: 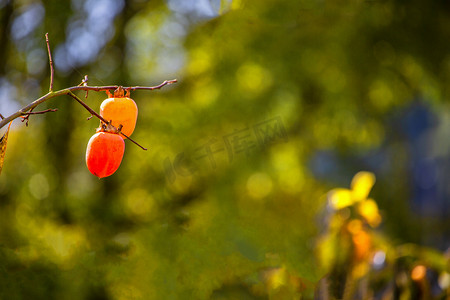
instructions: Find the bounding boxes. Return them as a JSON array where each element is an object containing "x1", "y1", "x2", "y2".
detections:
[
  {"x1": 86, "y1": 132, "x2": 125, "y2": 178},
  {"x1": 100, "y1": 96, "x2": 138, "y2": 138}
]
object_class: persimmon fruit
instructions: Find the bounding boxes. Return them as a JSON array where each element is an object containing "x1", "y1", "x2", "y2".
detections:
[
  {"x1": 100, "y1": 96, "x2": 138, "y2": 138},
  {"x1": 86, "y1": 132, "x2": 125, "y2": 178}
]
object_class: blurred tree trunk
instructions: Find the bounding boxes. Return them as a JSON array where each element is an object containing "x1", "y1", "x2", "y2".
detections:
[{"x1": 0, "y1": 0, "x2": 13, "y2": 75}]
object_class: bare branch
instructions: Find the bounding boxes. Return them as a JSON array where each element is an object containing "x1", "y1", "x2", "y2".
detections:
[
  {"x1": 66, "y1": 79, "x2": 178, "y2": 93},
  {"x1": 0, "y1": 78, "x2": 177, "y2": 130},
  {"x1": 45, "y1": 33, "x2": 54, "y2": 92}
]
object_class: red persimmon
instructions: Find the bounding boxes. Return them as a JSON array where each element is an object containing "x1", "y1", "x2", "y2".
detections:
[{"x1": 86, "y1": 132, "x2": 125, "y2": 178}]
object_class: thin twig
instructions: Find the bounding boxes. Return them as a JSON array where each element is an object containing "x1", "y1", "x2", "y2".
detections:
[
  {"x1": 127, "y1": 79, "x2": 178, "y2": 91},
  {"x1": 118, "y1": 132, "x2": 148, "y2": 151},
  {"x1": 67, "y1": 91, "x2": 108, "y2": 124},
  {"x1": 20, "y1": 108, "x2": 58, "y2": 126},
  {"x1": 45, "y1": 33, "x2": 54, "y2": 92},
  {"x1": 81, "y1": 75, "x2": 89, "y2": 99},
  {"x1": 21, "y1": 108, "x2": 58, "y2": 115}
]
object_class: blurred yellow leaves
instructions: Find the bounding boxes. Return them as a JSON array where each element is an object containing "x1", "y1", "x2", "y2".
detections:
[
  {"x1": 263, "y1": 266, "x2": 288, "y2": 290},
  {"x1": 317, "y1": 172, "x2": 381, "y2": 291},
  {"x1": 124, "y1": 188, "x2": 155, "y2": 221},
  {"x1": 15, "y1": 205, "x2": 87, "y2": 267},
  {"x1": 318, "y1": 171, "x2": 450, "y2": 298},
  {"x1": 191, "y1": 79, "x2": 220, "y2": 107},
  {"x1": 28, "y1": 173, "x2": 50, "y2": 200},
  {"x1": 187, "y1": 48, "x2": 213, "y2": 76},
  {"x1": 236, "y1": 62, "x2": 273, "y2": 95},
  {"x1": 231, "y1": 0, "x2": 243, "y2": 10},
  {"x1": 329, "y1": 188, "x2": 353, "y2": 209},
  {"x1": 246, "y1": 172, "x2": 273, "y2": 200},
  {"x1": 369, "y1": 80, "x2": 394, "y2": 111},
  {"x1": 358, "y1": 199, "x2": 382, "y2": 228},
  {"x1": 259, "y1": 266, "x2": 309, "y2": 299},
  {"x1": 271, "y1": 144, "x2": 305, "y2": 194},
  {"x1": 351, "y1": 171, "x2": 375, "y2": 201},
  {"x1": 328, "y1": 171, "x2": 381, "y2": 227}
]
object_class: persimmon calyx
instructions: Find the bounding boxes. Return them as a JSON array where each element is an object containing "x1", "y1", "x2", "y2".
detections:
[
  {"x1": 97, "y1": 121, "x2": 122, "y2": 134},
  {"x1": 105, "y1": 86, "x2": 131, "y2": 98},
  {"x1": 114, "y1": 86, "x2": 125, "y2": 98}
]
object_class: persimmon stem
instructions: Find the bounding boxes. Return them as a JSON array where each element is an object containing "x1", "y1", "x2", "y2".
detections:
[{"x1": 45, "y1": 33, "x2": 54, "y2": 92}]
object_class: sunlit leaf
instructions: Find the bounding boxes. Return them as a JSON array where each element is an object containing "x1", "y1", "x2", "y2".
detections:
[
  {"x1": 0, "y1": 122, "x2": 12, "y2": 175},
  {"x1": 357, "y1": 198, "x2": 382, "y2": 227},
  {"x1": 328, "y1": 188, "x2": 353, "y2": 209},
  {"x1": 351, "y1": 171, "x2": 376, "y2": 201},
  {"x1": 263, "y1": 266, "x2": 287, "y2": 290}
]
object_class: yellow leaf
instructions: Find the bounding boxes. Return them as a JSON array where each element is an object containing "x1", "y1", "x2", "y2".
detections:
[
  {"x1": 358, "y1": 198, "x2": 382, "y2": 227},
  {"x1": 328, "y1": 188, "x2": 353, "y2": 209},
  {"x1": 0, "y1": 122, "x2": 12, "y2": 175},
  {"x1": 351, "y1": 171, "x2": 376, "y2": 201},
  {"x1": 264, "y1": 267, "x2": 287, "y2": 290}
]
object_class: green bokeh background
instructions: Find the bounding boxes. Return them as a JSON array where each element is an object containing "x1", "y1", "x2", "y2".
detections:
[{"x1": 0, "y1": 0, "x2": 449, "y2": 299}]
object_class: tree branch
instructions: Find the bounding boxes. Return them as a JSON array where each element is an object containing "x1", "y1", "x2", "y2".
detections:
[
  {"x1": 0, "y1": 79, "x2": 177, "y2": 130},
  {"x1": 65, "y1": 79, "x2": 178, "y2": 93}
]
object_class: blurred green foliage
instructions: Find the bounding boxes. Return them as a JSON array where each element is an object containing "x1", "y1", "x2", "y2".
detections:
[{"x1": 0, "y1": 0, "x2": 449, "y2": 299}]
